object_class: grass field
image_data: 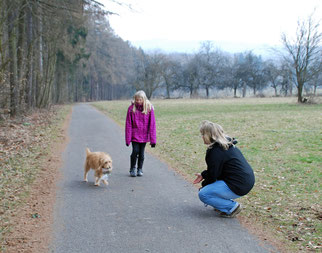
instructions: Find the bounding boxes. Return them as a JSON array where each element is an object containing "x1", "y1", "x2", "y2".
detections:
[{"x1": 92, "y1": 97, "x2": 321, "y2": 252}]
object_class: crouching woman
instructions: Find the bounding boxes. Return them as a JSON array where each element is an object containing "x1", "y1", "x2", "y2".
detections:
[{"x1": 193, "y1": 120, "x2": 255, "y2": 218}]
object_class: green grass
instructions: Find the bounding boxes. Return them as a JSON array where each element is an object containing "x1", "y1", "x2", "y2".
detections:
[{"x1": 92, "y1": 97, "x2": 322, "y2": 252}]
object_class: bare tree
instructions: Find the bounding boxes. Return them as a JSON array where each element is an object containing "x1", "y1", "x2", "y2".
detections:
[
  {"x1": 307, "y1": 71, "x2": 322, "y2": 95},
  {"x1": 281, "y1": 13, "x2": 322, "y2": 103},
  {"x1": 182, "y1": 55, "x2": 201, "y2": 98},
  {"x1": 134, "y1": 50, "x2": 164, "y2": 99},
  {"x1": 158, "y1": 55, "x2": 181, "y2": 98},
  {"x1": 198, "y1": 41, "x2": 228, "y2": 98},
  {"x1": 244, "y1": 52, "x2": 267, "y2": 95},
  {"x1": 265, "y1": 61, "x2": 281, "y2": 96},
  {"x1": 279, "y1": 61, "x2": 294, "y2": 96},
  {"x1": 307, "y1": 55, "x2": 322, "y2": 95},
  {"x1": 6, "y1": 0, "x2": 19, "y2": 116},
  {"x1": 234, "y1": 51, "x2": 263, "y2": 97},
  {"x1": 223, "y1": 54, "x2": 243, "y2": 97}
]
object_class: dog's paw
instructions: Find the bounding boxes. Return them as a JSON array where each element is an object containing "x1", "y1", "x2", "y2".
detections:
[
  {"x1": 84, "y1": 179, "x2": 88, "y2": 182},
  {"x1": 94, "y1": 183, "x2": 100, "y2": 186},
  {"x1": 103, "y1": 180, "x2": 109, "y2": 185}
]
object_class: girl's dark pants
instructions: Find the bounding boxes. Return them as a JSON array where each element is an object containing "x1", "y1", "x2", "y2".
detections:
[{"x1": 131, "y1": 142, "x2": 146, "y2": 170}]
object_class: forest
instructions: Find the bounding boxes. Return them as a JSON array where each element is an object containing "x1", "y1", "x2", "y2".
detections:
[{"x1": 0, "y1": 0, "x2": 321, "y2": 118}]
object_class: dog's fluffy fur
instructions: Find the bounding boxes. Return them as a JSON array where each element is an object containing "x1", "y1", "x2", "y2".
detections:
[{"x1": 84, "y1": 148, "x2": 113, "y2": 186}]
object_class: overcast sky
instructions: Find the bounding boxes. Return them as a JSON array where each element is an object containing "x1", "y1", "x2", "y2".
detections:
[{"x1": 100, "y1": 0, "x2": 322, "y2": 54}]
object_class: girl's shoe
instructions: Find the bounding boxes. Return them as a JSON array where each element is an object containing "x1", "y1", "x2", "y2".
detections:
[
  {"x1": 130, "y1": 168, "x2": 136, "y2": 177},
  {"x1": 137, "y1": 169, "x2": 143, "y2": 176}
]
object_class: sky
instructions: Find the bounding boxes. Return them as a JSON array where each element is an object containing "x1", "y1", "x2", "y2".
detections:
[{"x1": 100, "y1": 0, "x2": 322, "y2": 55}]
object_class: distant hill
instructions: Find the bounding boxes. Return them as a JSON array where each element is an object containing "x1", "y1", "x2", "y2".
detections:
[{"x1": 129, "y1": 39, "x2": 281, "y2": 58}]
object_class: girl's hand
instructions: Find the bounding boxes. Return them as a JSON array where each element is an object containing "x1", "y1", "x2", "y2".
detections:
[{"x1": 193, "y1": 173, "x2": 203, "y2": 184}]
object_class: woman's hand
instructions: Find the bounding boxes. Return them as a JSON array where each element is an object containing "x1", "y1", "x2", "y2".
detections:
[{"x1": 193, "y1": 173, "x2": 203, "y2": 184}]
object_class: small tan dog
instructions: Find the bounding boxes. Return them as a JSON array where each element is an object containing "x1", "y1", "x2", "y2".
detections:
[{"x1": 84, "y1": 148, "x2": 113, "y2": 186}]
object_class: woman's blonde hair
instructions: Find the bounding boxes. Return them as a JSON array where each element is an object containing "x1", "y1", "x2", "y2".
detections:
[
  {"x1": 132, "y1": 90, "x2": 152, "y2": 114},
  {"x1": 199, "y1": 120, "x2": 232, "y2": 150}
]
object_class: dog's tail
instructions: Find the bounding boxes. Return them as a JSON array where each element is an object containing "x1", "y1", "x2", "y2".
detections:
[{"x1": 86, "y1": 148, "x2": 91, "y2": 155}]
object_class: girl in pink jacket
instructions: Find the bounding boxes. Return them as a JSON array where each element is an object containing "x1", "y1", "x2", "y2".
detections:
[{"x1": 125, "y1": 90, "x2": 157, "y2": 177}]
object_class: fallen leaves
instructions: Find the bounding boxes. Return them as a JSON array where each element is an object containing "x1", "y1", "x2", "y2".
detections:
[{"x1": 0, "y1": 107, "x2": 66, "y2": 251}]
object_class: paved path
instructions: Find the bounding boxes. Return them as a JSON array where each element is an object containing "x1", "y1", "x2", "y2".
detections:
[{"x1": 50, "y1": 104, "x2": 277, "y2": 253}]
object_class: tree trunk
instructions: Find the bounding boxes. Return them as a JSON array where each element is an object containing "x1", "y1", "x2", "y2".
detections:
[
  {"x1": 75, "y1": 70, "x2": 79, "y2": 102},
  {"x1": 166, "y1": 82, "x2": 170, "y2": 99},
  {"x1": 242, "y1": 82, "x2": 246, "y2": 97},
  {"x1": 284, "y1": 87, "x2": 288, "y2": 97},
  {"x1": 25, "y1": 1, "x2": 33, "y2": 109},
  {"x1": 296, "y1": 70, "x2": 304, "y2": 103},
  {"x1": 297, "y1": 82, "x2": 303, "y2": 103},
  {"x1": 206, "y1": 87, "x2": 209, "y2": 98},
  {"x1": 90, "y1": 77, "x2": 93, "y2": 101},
  {"x1": 35, "y1": 7, "x2": 43, "y2": 107},
  {"x1": 17, "y1": 0, "x2": 26, "y2": 112},
  {"x1": 111, "y1": 83, "x2": 114, "y2": 100},
  {"x1": 44, "y1": 55, "x2": 56, "y2": 107},
  {"x1": 55, "y1": 63, "x2": 62, "y2": 103},
  {"x1": 39, "y1": 49, "x2": 55, "y2": 108},
  {"x1": 7, "y1": 2, "x2": 18, "y2": 117},
  {"x1": 96, "y1": 80, "x2": 99, "y2": 100},
  {"x1": 31, "y1": 46, "x2": 37, "y2": 107}
]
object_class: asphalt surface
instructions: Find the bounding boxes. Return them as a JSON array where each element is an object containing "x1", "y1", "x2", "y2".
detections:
[{"x1": 49, "y1": 103, "x2": 277, "y2": 253}]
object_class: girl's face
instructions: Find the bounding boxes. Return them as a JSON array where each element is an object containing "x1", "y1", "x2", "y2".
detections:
[{"x1": 135, "y1": 97, "x2": 144, "y2": 105}]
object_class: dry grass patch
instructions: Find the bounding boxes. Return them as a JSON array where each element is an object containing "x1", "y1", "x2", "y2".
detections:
[{"x1": 0, "y1": 105, "x2": 71, "y2": 252}]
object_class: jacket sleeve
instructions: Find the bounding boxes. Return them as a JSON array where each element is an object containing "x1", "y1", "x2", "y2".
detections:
[
  {"x1": 201, "y1": 147, "x2": 224, "y2": 185},
  {"x1": 149, "y1": 107, "x2": 157, "y2": 144},
  {"x1": 125, "y1": 106, "x2": 132, "y2": 145}
]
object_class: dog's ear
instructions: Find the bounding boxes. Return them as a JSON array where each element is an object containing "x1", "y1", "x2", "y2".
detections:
[
  {"x1": 99, "y1": 158, "x2": 103, "y2": 167},
  {"x1": 99, "y1": 158, "x2": 107, "y2": 167}
]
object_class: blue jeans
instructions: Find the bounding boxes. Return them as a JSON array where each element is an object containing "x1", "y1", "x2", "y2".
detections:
[{"x1": 198, "y1": 180, "x2": 241, "y2": 214}]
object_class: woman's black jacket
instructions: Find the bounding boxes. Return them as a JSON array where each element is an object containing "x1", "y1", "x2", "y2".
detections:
[{"x1": 201, "y1": 142, "x2": 255, "y2": 196}]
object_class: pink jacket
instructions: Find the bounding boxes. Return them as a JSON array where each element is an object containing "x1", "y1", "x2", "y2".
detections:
[{"x1": 125, "y1": 103, "x2": 157, "y2": 146}]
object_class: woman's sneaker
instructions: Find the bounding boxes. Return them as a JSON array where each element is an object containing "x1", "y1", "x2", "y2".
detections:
[
  {"x1": 220, "y1": 204, "x2": 242, "y2": 218},
  {"x1": 129, "y1": 168, "x2": 136, "y2": 177},
  {"x1": 137, "y1": 169, "x2": 143, "y2": 177}
]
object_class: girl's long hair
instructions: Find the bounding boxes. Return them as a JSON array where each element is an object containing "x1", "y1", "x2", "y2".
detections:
[
  {"x1": 132, "y1": 90, "x2": 152, "y2": 114},
  {"x1": 199, "y1": 120, "x2": 232, "y2": 150}
]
